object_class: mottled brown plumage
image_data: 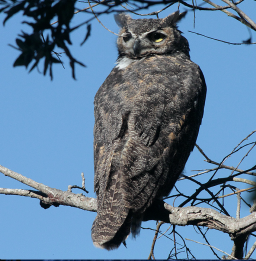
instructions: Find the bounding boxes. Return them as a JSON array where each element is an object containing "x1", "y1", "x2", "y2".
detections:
[{"x1": 92, "y1": 11, "x2": 207, "y2": 250}]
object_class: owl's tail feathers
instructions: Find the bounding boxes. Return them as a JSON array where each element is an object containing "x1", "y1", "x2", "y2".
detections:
[{"x1": 91, "y1": 209, "x2": 132, "y2": 250}]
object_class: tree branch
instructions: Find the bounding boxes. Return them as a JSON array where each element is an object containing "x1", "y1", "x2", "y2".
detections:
[
  {"x1": 0, "y1": 164, "x2": 97, "y2": 212},
  {"x1": 245, "y1": 240, "x2": 256, "y2": 259},
  {"x1": 2, "y1": 163, "x2": 256, "y2": 259},
  {"x1": 202, "y1": 0, "x2": 256, "y2": 30},
  {"x1": 221, "y1": 0, "x2": 256, "y2": 31},
  {"x1": 2, "y1": 163, "x2": 256, "y2": 234},
  {"x1": 185, "y1": 238, "x2": 237, "y2": 259},
  {"x1": 195, "y1": 144, "x2": 256, "y2": 176},
  {"x1": 164, "y1": 204, "x2": 256, "y2": 239}
]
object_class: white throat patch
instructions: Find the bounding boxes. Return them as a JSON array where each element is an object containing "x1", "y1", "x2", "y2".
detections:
[{"x1": 115, "y1": 57, "x2": 134, "y2": 70}]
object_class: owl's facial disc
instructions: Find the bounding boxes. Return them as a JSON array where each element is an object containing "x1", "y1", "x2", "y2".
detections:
[{"x1": 121, "y1": 30, "x2": 168, "y2": 57}]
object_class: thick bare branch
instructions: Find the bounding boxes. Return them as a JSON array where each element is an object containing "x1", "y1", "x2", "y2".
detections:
[
  {"x1": 0, "y1": 164, "x2": 97, "y2": 212},
  {"x1": 164, "y1": 204, "x2": 256, "y2": 239}
]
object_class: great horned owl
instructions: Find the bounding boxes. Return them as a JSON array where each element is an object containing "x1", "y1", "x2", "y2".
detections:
[{"x1": 92, "y1": 11, "x2": 206, "y2": 250}]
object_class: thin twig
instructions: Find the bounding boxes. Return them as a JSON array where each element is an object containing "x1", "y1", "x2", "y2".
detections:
[
  {"x1": 81, "y1": 172, "x2": 85, "y2": 189},
  {"x1": 197, "y1": 134, "x2": 256, "y2": 181},
  {"x1": 232, "y1": 130, "x2": 256, "y2": 152},
  {"x1": 185, "y1": 238, "x2": 237, "y2": 259},
  {"x1": 88, "y1": 0, "x2": 118, "y2": 36},
  {"x1": 221, "y1": 0, "x2": 256, "y2": 31},
  {"x1": 148, "y1": 221, "x2": 164, "y2": 260},
  {"x1": 67, "y1": 172, "x2": 88, "y2": 193},
  {"x1": 188, "y1": 31, "x2": 256, "y2": 45},
  {"x1": 156, "y1": 224, "x2": 171, "y2": 240},
  {"x1": 236, "y1": 188, "x2": 241, "y2": 219},
  {"x1": 195, "y1": 144, "x2": 210, "y2": 160},
  {"x1": 67, "y1": 185, "x2": 89, "y2": 193},
  {"x1": 51, "y1": 0, "x2": 107, "y2": 25},
  {"x1": 197, "y1": 226, "x2": 220, "y2": 259},
  {"x1": 230, "y1": 143, "x2": 256, "y2": 176},
  {"x1": 120, "y1": 2, "x2": 175, "y2": 17},
  {"x1": 179, "y1": 0, "x2": 243, "y2": 11},
  {"x1": 75, "y1": 0, "x2": 106, "y2": 15},
  {"x1": 244, "y1": 241, "x2": 256, "y2": 259},
  {"x1": 179, "y1": 168, "x2": 216, "y2": 180},
  {"x1": 141, "y1": 226, "x2": 175, "y2": 242},
  {"x1": 202, "y1": 0, "x2": 255, "y2": 30},
  {"x1": 196, "y1": 145, "x2": 256, "y2": 175},
  {"x1": 218, "y1": 186, "x2": 255, "y2": 199}
]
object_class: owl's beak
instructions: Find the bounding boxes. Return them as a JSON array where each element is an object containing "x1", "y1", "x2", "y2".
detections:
[{"x1": 133, "y1": 39, "x2": 141, "y2": 56}]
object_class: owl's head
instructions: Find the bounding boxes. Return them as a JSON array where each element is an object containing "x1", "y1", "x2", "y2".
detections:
[{"x1": 115, "y1": 11, "x2": 189, "y2": 59}]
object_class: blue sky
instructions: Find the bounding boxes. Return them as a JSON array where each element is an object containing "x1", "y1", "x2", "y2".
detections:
[{"x1": 0, "y1": 1, "x2": 256, "y2": 259}]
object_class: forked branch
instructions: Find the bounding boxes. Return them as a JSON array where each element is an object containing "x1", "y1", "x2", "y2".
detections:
[{"x1": 0, "y1": 165, "x2": 96, "y2": 212}]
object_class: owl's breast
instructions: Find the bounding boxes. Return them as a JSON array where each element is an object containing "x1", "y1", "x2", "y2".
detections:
[{"x1": 112, "y1": 55, "x2": 203, "y2": 106}]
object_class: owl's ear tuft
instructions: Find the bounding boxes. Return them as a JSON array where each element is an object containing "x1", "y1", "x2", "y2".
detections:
[
  {"x1": 114, "y1": 13, "x2": 132, "y2": 28},
  {"x1": 161, "y1": 11, "x2": 187, "y2": 26}
]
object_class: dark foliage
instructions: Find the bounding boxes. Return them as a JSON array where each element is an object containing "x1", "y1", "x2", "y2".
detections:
[
  {"x1": 0, "y1": 0, "x2": 254, "y2": 79},
  {"x1": 0, "y1": 0, "x2": 197, "y2": 79},
  {"x1": 1, "y1": 0, "x2": 89, "y2": 79}
]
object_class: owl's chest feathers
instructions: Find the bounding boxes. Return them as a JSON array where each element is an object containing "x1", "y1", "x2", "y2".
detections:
[
  {"x1": 115, "y1": 57, "x2": 131, "y2": 70},
  {"x1": 115, "y1": 51, "x2": 189, "y2": 70},
  {"x1": 115, "y1": 56, "x2": 143, "y2": 70},
  {"x1": 115, "y1": 54, "x2": 190, "y2": 76},
  {"x1": 114, "y1": 55, "x2": 195, "y2": 94},
  {"x1": 98, "y1": 55, "x2": 201, "y2": 115}
]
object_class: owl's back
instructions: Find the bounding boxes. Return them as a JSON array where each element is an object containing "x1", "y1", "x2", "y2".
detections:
[{"x1": 92, "y1": 11, "x2": 206, "y2": 250}]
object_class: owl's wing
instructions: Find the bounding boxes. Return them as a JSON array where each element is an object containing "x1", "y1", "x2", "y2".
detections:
[
  {"x1": 92, "y1": 70, "x2": 134, "y2": 249},
  {"x1": 92, "y1": 97, "x2": 165, "y2": 249},
  {"x1": 93, "y1": 68, "x2": 168, "y2": 197}
]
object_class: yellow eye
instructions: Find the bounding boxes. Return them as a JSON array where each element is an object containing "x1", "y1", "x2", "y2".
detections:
[
  {"x1": 155, "y1": 38, "x2": 164, "y2": 43},
  {"x1": 148, "y1": 32, "x2": 166, "y2": 43}
]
